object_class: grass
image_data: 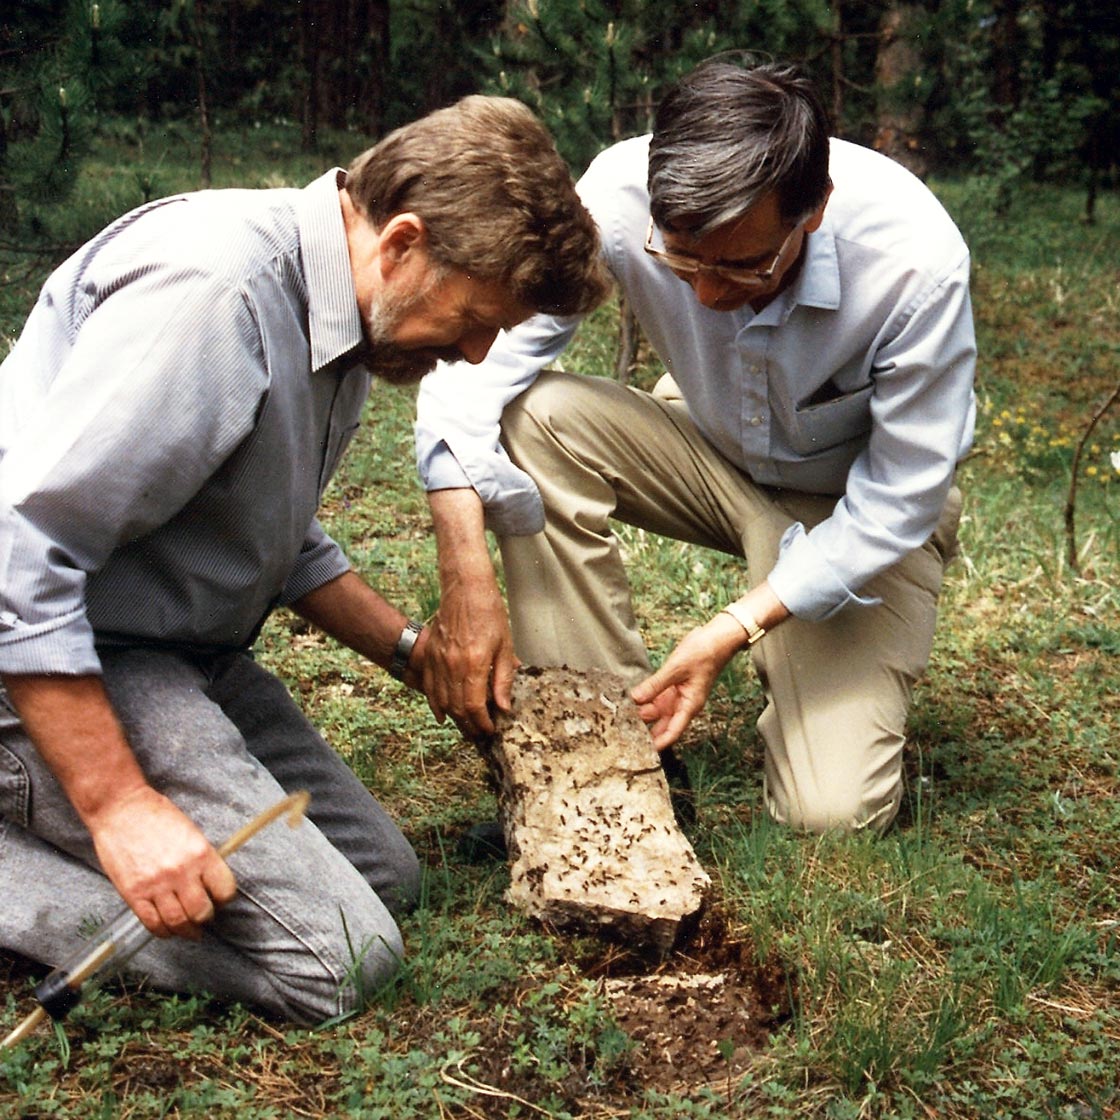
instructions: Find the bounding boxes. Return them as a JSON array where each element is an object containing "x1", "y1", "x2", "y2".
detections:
[{"x1": 1, "y1": 121, "x2": 1118, "y2": 1118}]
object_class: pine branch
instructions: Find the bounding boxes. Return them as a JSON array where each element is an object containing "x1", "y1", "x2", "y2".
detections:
[{"x1": 1064, "y1": 377, "x2": 1120, "y2": 573}]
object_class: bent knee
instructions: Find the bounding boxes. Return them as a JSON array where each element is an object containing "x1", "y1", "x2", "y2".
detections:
[
  {"x1": 502, "y1": 382, "x2": 557, "y2": 457},
  {"x1": 766, "y1": 779, "x2": 901, "y2": 835},
  {"x1": 501, "y1": 370, "x2": 611, "y2": 453},
  {"x1": 383, "y1": 849, "x2": 422, "y2": 916},
  {"x1": 281, "y1": 914, "x2": 406, "y2": 1026},
  {"x1": 337, "y1": 916, "x2": 405, "y2": 1013},
  {"x1": 504, "y1": 370, "x2": 578, "y2": 426}
]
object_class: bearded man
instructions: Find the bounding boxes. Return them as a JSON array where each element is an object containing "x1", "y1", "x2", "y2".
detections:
[{"x1": 0, "y1": 95, "x2": 608, "y2": 1023}]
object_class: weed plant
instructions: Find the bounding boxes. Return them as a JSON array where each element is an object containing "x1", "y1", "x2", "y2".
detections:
[{"x1": 1, "y1": 122, "x2": 1118, "y2": 1118}]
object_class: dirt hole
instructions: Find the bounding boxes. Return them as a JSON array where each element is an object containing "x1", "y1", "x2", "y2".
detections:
[{"x1": 449, "y1": 907, "x2": 794, "y2": 1113}]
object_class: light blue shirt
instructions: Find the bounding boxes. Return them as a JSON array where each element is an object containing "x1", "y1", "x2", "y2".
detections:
[
  {"x1": 0, "y1": 170, "x2": 370, "y2": 675},
  {"x1": 415, "y1": 137, "x2": 976, "y2": 621}
]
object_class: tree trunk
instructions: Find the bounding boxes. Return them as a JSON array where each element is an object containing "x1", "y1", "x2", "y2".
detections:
[
  {"x1": 873, "y1": 4, "x2": 927, "y2": 178},
  {"x1": 615, "y1": 296, "x2": 639, "y2": 383},
  {"x1": 190, "y1": 0, "x2": 212, "y2": 187},
  {"x1": 0, "y1": 104, "x2": 17, "y2": 232},
  {"x1": 991, "y1": 0, "x2": 1022, "y2": 115},
  {"x1": 300, "y1": 0, "x2": 321, "y2": 152},
  {"x1": 365, "y1": 0, "x2": 390, "y2": 137},
  {"x1": 1083, "y1": 129, "x2": 1099, "y2": 224},
  {"x1": 830, "y1": 0, "x2": 844, "y2": 127}
]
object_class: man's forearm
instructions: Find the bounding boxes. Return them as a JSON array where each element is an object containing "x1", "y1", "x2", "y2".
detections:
[
  {"x1": 1, "y1": 671, "x2": 237, "y2": 938},
  {"x1": 2, "y1": 673, "x2": 149, "y2": 823},
  {"x1": 292, "y1": 569, "x2": 419, "y2": 674},
  {"x1": 425, "y1": 486, "x2": 518, "y2": 734},
  {"x1": 429, "y1": 487, "x2": 498, "y2": 592}
]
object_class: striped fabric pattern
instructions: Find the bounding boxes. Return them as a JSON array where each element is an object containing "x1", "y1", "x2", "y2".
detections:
[{"x1": 0, "y1": 170, "x2": 372, "y2": 675}]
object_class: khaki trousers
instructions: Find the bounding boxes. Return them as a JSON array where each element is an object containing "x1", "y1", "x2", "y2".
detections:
[{"x1": 499, "y1": 371, "x2": 961, "y2": 833}]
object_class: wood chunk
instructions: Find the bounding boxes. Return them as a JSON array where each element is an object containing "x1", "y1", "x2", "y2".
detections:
[{"x1": 480, "y1": 665, "x2": 711, "y2": 952}]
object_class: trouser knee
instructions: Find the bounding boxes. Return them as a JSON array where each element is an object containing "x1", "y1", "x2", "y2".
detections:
[
  {"x1": 500, "y1": 370, "x2": 599, "y2": 468},
  {"x1": 308, "y1": 917, "x2": 406, "y2": 1023},
  {"x1": 382, "y1": 848, "x2": 422, "y2": 915},
  {"x1": 237, "y1": 907, "x2": 406, "y2": 1027},
  {"x1": 764, "y1": 774, "x2": 902, "y2": 835}
]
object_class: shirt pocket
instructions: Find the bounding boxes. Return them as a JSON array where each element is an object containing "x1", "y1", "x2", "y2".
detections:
[{"x1": 786, "y1": 383, "x2": 874, "y2": 456}]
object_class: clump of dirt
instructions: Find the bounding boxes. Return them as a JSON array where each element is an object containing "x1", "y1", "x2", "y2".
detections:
[
  {"x1": 452, "y1": 907, "x2": 794, "y2": 1113},
  {"x1": 600, "y1": 970, "x2": 768, "y2": 1092},
  {"x1": 582, "y1": 907, "x2": 793, "y2": 1098}
]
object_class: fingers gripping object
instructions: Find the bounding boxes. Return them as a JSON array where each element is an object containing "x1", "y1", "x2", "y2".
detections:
[{"x1": 1, "y1": 790, "x2": 311, "y2": 1051}]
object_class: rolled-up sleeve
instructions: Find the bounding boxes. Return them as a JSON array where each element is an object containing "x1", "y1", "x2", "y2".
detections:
[
  {"x1": 279, "y1": 519, "x2": 351, "y2": 605},
  {"x1": 414, "y1": 312, "x2": 581, "y2": 536}
]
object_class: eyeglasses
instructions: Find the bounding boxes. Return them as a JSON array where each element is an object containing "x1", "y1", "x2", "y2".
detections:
[{"x1": 643, "y1": 216, "x2": 804, "y2": 289}]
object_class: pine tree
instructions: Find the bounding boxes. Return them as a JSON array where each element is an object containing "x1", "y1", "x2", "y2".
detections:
[
  {"x1": 0, "y1": 0, "x2": 133, "y2": 233},
  {"x1": 484, "y1": 0, "x2": 843, "y2": 172}
]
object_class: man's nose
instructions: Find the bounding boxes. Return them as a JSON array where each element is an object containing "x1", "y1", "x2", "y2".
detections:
[
  {"x1": 689, "y1": 270, "x2": 737, "y2": 308},
  {"x1": 457, "y1": 325, "x2": 500, "y2": 364}
]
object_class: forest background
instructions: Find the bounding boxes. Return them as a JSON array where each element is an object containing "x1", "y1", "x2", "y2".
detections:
[
  {"x1": 1, "y1": 2, "x2": 1119, "y2": 1119},
  {"x1": 2, "y1": 0, "x2": 1119, "y2": 222}
]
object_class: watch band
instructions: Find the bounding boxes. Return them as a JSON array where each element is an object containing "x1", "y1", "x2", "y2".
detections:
[
  {"x1": 721, "y1": 602, "x2": 766, "y2": 645},
  {"x1": 388, "y1": 619, "x2": 423, "y2": 680}
]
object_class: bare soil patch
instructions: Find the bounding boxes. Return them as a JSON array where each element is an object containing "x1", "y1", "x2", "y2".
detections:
[
  {"x1": 442, "y1": 909, "x2": 793, "y2": 1114},
  {"x1": 589, "y1": 911, "x2": 791, "y2": 1099}
]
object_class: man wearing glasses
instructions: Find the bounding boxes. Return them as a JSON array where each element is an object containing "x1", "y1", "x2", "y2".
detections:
[{"x1": 415, "y1": 53, "x2": 976, "y2": 834}]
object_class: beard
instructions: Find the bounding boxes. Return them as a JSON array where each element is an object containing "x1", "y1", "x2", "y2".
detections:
[
  {"x1": 359, "y1": 273, "x2": 460, "y2": 386},
  {"x1": 362, "y1": 337, "x2": 441, "y2": 386}
]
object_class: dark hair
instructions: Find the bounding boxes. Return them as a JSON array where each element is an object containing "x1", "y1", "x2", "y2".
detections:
[
  {"x1": 347, "y1": 95, "x2": 610, "y2": 316},
  {"x1": 648, "y1": 52, "x2": 832, "y2": 235}
]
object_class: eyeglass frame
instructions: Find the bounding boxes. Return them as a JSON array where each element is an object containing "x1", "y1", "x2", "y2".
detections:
[{"x1": 643, "y1": 215, "x2": 806, "y2": 289}]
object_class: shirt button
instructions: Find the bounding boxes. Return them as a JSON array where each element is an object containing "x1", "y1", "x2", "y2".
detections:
[{"x1": 750, "y1": 416, "x2": 763, "y2": 426}]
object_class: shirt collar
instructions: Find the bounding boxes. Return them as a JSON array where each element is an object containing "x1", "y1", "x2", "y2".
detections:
[
  {"x1": 790, "y1": 216, "x2": 841, "y2": 311},
  {"x1": 732, "y1": 217, "x2": 841, "y2": 328},
  {"x1": 296, "y1": 168, "x2": 365, "y2": 372}
]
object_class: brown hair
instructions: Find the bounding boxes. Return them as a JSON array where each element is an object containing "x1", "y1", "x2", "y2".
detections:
[{"x1": 347, "y1": 96, "x2": 610, "y2": 316}]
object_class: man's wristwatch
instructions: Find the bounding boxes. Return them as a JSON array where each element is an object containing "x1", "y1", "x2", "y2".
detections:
[
  {"x1": 388, "y1": 619, "x2": 424, "y2": 680},
  {"x1": 721, "y1": 602, "x2": 766, "y2": 645}
]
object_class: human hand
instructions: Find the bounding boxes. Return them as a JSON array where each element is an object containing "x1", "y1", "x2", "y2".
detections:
[
  {"x1": 630, "y1": 615, "x2": 744, "y2": 749},
  {"x1": 421, "y1": 573, "x2": 518, "y2": 739},
  {"x1": 87, "y1": 786, "x2": 238, "y2": 941}
]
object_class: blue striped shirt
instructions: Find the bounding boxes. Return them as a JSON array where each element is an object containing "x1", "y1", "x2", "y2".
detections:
[{"x1": 0, "y1": 169, "x2": 370, "y2": 675}]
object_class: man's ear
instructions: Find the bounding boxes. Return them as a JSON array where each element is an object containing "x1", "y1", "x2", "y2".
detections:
[
  {"x1": 803, "y1": 181, "x2": 834, "y2": 234},
  {"x1": 378, "y1": 213, "x2": 427, "y2": 277}
]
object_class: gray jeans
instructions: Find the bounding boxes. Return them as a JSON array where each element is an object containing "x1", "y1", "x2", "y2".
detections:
[{"x1": 0, "y1": 648, "x2": 420, "y2": 1025}]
